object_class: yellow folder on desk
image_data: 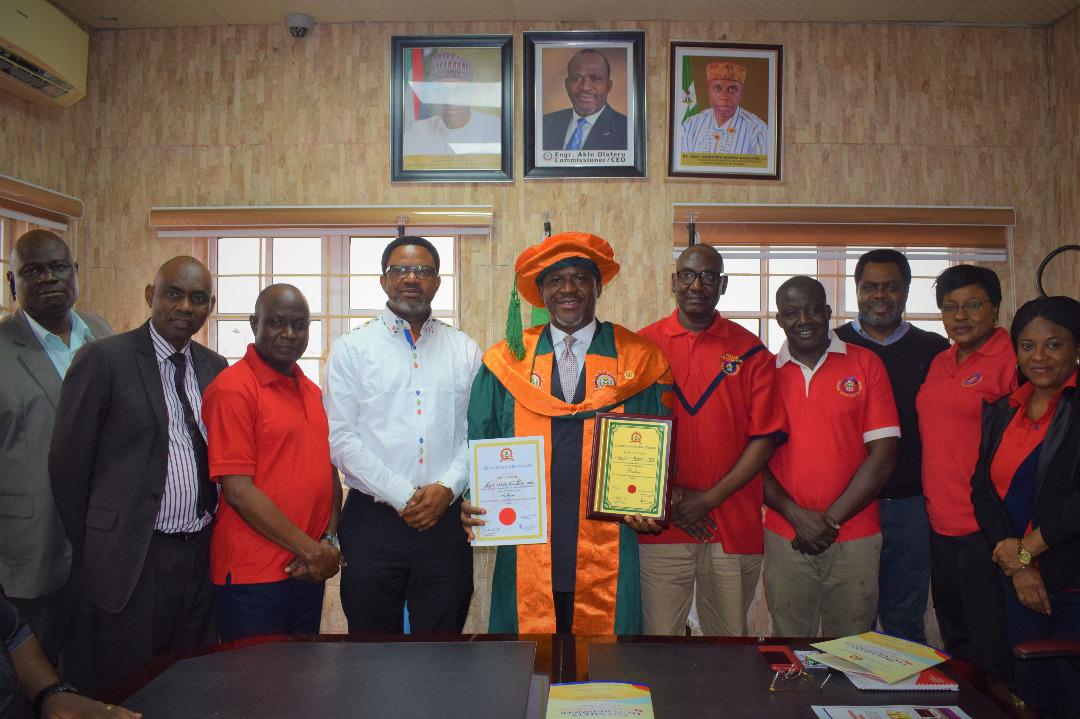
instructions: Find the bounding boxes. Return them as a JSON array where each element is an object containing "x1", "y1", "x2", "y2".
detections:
[{"x1": 811, "y1": 632, "x2": 949, "y2": 684}]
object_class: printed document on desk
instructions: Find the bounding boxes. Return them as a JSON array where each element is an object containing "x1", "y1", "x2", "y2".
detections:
[
  {"x1": 812, "y1": 706, "x2": 971, "y2": 719},
  {"x1": 811, "y1": 632, "x2": 949, "y2": 684},
  {"x1": 546, "y1": 682, "x2": 654, "y2": 719},
  {"x1": 469, "y1": 436, "x2": 547, "y2": 546}
]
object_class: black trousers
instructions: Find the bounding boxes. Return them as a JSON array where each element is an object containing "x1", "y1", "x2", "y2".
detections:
[
  {"x1": 929, "y1": 529, "x2": 1013, "y2": 685},
  {"x1": 63, "y1": 527, "x2": 215, "y2": 698},
  {"x1": 338, "y1": 490, "x2": 473, "y2": 634}
]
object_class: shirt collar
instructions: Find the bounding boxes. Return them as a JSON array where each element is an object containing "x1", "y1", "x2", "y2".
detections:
[
  {"x1": 572, "y1": 106, "x2": 607, "y2": 125},
  {"x1": 22, "y1": 310, "x2": 92, "y2": 346},
  {"x1": 379, "y1": 305, "x2": 437, "y2": 340},
  {"x1": 148, "y1": 320, "x2": 191, "y2": 362},
  {"x1": 776, "y1": 330, "x2": 847, "y2": 369},
  {"x1": 550, "y1": 319, "x2": 597, "y2": 350},
  {"x1": 711, "y1": 106, "x2": 742, "y2": 131},
  {"x1": 945, "y1": 325, "x2": 1011, "y2": 364},
  {"x1": 851, "y1": 316, "x2": 911, "y2": 346},
  {"x1": 1008, "y1": 369, "x2": 1078, "y2": 411},
  {"x1": 244, "y1": 343, "x2": 303, "y2": 386},
  {"x1": 662, "y1": 310, "x2": 730, "y2": 338}
]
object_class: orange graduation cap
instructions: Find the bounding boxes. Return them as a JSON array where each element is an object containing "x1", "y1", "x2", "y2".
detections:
[
  {"x1": 503, "y1": 232, "x2": 620, "y2": 359},
  {"x1": 513, "y1": 231, "x2": 621, "y2": 308}
]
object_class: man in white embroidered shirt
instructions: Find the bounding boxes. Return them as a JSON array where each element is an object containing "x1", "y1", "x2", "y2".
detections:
[
  {"x1": 680, "y1": 61, "x2": 767, "y2": 156},
  {"x1": 324, "y1": 236, "x2": 482, "y2": 634}
]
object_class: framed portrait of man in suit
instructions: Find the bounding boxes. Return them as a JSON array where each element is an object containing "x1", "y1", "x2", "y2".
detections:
[
  {"x1": 523, "y1": 31, "x2": 646, "y2": 179},
  {"x1": 669, "y1": 41, "x2": 783, "y2": 180},
  {"x1": 391, "y1": 35, "x2": 513, "y2": 182}
]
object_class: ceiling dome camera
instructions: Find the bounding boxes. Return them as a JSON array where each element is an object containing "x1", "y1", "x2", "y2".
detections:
[{"x1": 285, "y1": 14, "x2": 313, "y2": 38}]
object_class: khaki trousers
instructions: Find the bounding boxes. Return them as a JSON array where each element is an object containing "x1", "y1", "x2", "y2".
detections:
[
  {"x1": 763, "y1": 529, "x2": 881, "y2": 638},
  {"x1": 639, "y1": 542, "x2": 762, "y2": 636}
]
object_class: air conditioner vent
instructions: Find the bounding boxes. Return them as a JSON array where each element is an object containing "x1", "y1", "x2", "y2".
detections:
[{"x1": 0, "y1": 47, "x2": 72, "y2": 98}]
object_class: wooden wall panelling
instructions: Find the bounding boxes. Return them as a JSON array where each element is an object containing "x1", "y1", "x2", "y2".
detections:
[
  {"x1": 5, "y1": 15, "x2": 1073, "y2": 633},
  {"x1": 1049, "y1": 8, "x2": 1080, "y2": 295}
]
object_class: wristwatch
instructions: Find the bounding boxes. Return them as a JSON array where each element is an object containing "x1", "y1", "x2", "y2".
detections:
[
  {"x1": 33, "y1": 682, "x2": 80, "y2": 717},
  {"x1": 1017, "y1": 538, "x2": 1032, "y2": 567},
  {"x1": 320, "y1": 532, "x2": 340, "y2": 549}
]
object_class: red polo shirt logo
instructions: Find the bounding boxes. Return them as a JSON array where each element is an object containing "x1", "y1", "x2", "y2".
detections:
[
  {"x1": 836, "y1": 375, "x2": 863, "y2": 397},
  {"x1": 961, "y1": 372, "x2": 983, "y2": 386},
  {"x1": 720, "y1": 353, "x2": 743, "y2": 376}
]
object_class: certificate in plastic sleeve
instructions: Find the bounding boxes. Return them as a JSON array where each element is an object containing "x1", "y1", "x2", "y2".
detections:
[{"x1": 468, "y1": 436, "x2": 547, "y2": 546}]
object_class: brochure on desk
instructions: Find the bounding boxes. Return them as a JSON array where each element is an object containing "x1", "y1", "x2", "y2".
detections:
[
  {"x1": 812, "y1": 706, "x2": 972, "y2": 719},
  {"x1": 811, "y1": 632, "x2": 949, "y2": 684},
  {"x1": 545, "y1": 682, "x2": 654, "y2": 718}
]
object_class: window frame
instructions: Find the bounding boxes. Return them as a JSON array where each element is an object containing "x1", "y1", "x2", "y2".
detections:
[
  {"x1": 706, "y1": 245, "x2": 964, "y2": 352},
  {"x1": 206, "y1": 233, "x2": 461, "y2": 381}
]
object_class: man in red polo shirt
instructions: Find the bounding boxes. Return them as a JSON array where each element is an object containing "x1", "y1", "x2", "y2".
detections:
[
  {"x1": 202, "y1": 284, "x2": 343, "y2": 641},
  {"x1": 638, "y1": 245, "x2": 787, "y2": 636},
  {"x1": 763, "y1": 276, "x2": 899, "y2": 637}
]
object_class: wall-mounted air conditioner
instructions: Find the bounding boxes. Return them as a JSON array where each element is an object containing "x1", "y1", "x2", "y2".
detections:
[{"x1": 0, "y1": 0, "x2": 88, "y2": 106}]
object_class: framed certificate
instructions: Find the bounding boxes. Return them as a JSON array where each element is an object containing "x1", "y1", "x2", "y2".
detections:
[
  {"x1": 586, "y1": 412, "x2": 674, "y2": 524},
  {"x1": 468, "y1": 436, "x2": 548, "y2": 546}
]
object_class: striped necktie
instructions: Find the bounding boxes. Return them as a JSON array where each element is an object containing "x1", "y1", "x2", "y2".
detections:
[
  {"x1": 565, "y1": 117, "x2": 588, "y2": 150},
  {"x1": 558, "y1": 336, "x2": 578, "y2": 402}
]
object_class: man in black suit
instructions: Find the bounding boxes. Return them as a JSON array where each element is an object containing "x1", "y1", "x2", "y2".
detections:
[
  {"x1": 51, "y1": 256, "x2": 227, "y2": 696},
  {"x1": 542, "y1": 48, "x2": 628, "y2": 151}
]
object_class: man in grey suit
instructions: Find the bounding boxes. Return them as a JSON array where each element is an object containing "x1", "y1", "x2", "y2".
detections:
[
  {"x1": 542, "y1": 48, "x2": 628, "y2": 151},
  {"x1": 0, "y1": 230, "x2": 112, "y2": 663},
  {"x1": 51, "y1": 256, "x2": 227, "y2": 696}
]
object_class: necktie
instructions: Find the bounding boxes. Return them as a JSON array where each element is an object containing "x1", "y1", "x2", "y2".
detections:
[
  {"x1": 565, "y1": 117, "x2": 588, "y2": 150},
  {"x1": 559, "y1": 336, "x2": 578, "y2": 403},
  {"x1": 168, "y1": 352, "x2": 217, "y2": 518}
]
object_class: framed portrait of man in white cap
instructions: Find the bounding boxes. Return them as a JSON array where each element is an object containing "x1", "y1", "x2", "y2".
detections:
[
  {"x1": 391, "y1": 35, "x2": 513, "y2": 182},
  {"x1": 669, "y1": 41, "x2": 783, "y2": 180}
]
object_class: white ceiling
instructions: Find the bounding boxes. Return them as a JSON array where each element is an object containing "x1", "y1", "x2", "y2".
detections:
[{"x1": 50, "y1": 0, "x2": 1080, "y2": 30}]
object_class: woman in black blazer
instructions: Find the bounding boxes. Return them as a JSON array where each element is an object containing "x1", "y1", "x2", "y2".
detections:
[{"x1": 971, "y1": 295, "x2": 1080, "y2": 719}]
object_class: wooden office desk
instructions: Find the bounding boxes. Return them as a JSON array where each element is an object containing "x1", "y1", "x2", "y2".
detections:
[{"x1": 108, "y1": 634, "x2": 1031, "y2": 718}]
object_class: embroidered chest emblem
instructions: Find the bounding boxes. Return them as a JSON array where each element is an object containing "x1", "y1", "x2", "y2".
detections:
[
  {"x1": 720, "y1": 353, "x2": 743, "y2": 376},
  {"x1": 499, "y1": 447, "x2": 514, "y2": 462},
  {"x1": 623, "y1": 370, "x2": 635, "y2": 380},
  {"x1": 530, "y1": 371, "x2": 543, "y2": 388},
  {"x1": 961, "y1": 373, "x2": 983, "y2": 387},
  {"x1": 836, "y1": 376, "x2": 863, "y2": 397},
  {"x1": 595, "y1": 370, "x2": 616, "y2": 389}
]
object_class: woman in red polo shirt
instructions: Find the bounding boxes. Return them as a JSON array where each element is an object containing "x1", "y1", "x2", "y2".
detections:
[
  {"x1": 917, "y1": 265, "x2": 1016, "y2": 684},
  {"x1": 971, "y1": 295, "x2": 1080, "y2": 719}
]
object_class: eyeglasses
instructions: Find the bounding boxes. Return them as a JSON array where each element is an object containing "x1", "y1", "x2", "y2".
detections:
[
  {"x1": 385, "y1": 264, "x2": 437, "y2": 279},
  {"x1": 675, "y1": 270, "x2": 725, "y2": 287},
  {"x1": 542, "y1": 272, "x2": 596, "y2": 290},
  {"x1": 941, "y1": 299, "x2": 989, "y2": 314}
]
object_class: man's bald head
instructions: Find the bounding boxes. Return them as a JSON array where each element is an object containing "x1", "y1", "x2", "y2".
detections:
[
  {"x1": 250, "y1": 283, "x2": 310, "y2": 375},
  {"x1": 8, "y1": 230, "x2": 79, "y2": 323},
  {"x1": 677, "y1": 244, "x2": 724, "y2": 268},
  {"x1": 776, "y1": 275, "x2": 826, "y2": 306},
  {"x1": 144, "y1": 256, "x2": 215, "y2": 352}
]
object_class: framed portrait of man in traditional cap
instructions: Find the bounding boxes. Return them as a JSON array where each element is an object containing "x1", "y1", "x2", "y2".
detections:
[
  {"x1": 669, "y1": 41, "x2": 783, "y2": 180},
  {"x1": 523, "y1": 31, "x2": 647, "y2": 179},
  {"x1": 391, "y1": 35, "x2": 513, "y2": 182}
]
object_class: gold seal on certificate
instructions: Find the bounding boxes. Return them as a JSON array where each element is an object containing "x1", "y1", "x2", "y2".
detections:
[{"x1": 586, "y1": 412, "x2": 673, "y2": 524}]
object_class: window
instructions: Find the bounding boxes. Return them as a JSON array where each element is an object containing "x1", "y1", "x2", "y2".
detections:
[
  {"x1": 207, "y1": 234, "x2": 458, "y2": 382},
  {"x1": 712, "y1": 246, "x2": 953, "y2": 353}
]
